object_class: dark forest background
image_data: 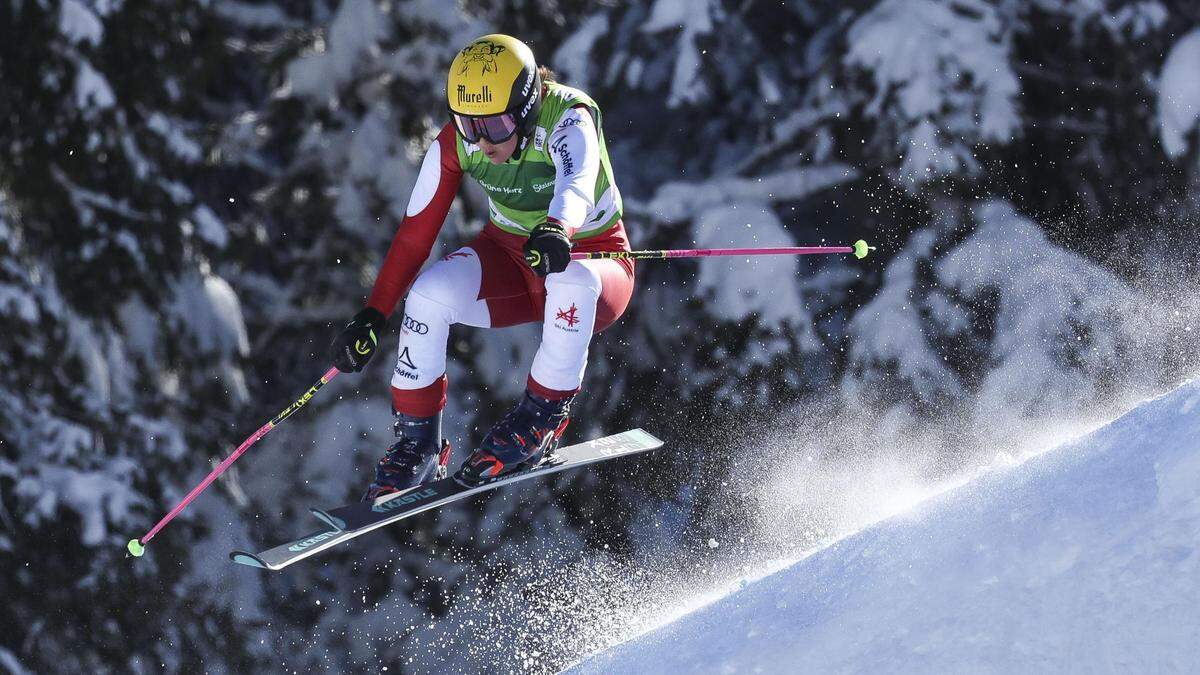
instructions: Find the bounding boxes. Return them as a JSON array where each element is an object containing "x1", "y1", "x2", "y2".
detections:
[{"x1": 2, "y1": 0, "x2": 1199, "y2": 672}]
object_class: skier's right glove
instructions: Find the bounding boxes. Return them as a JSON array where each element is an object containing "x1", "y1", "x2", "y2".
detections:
[
  {"x1": 523, "y1": 221, "x2": 572, "y2": 277},
  {"x1": 330, "y1": 307, "x2": 386, "y2": 373}
]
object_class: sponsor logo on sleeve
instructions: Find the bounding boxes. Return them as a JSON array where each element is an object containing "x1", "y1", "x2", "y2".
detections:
[{"x1": 550, "y1": 138, "x2": 574, "y2": 176}]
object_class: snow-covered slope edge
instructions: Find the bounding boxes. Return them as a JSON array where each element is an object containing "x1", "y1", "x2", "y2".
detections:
[{"x1": 572, "y1": 380, "x2": 1200, "y2": 673}]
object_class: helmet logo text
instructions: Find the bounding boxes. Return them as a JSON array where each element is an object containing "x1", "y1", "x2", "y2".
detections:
[
  {"x1": 519, "y1": 87, "x2": 536, "y2": 118},
  {"x1": 457, "y1": 84, "x2": 494, "y2": 105}
]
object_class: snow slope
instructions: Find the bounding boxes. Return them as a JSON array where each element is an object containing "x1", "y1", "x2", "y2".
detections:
[{"x1": 572, "y1": 380, "x2": 1200, "y2": 673}]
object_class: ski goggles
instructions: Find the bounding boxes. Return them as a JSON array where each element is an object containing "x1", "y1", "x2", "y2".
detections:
[{"x1": 451, "y1": 111, "x2": 519, "y2": 144}]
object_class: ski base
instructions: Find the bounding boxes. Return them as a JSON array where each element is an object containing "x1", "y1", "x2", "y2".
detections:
[{"x1": 230, "y1": 428, "x2": 662, "y2": 571}]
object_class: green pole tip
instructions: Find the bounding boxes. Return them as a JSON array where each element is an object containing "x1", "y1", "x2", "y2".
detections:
[
  {"x1": 853, "y1": 239, "x2": 875, "y2": 260},
  {"x1": 127, "y1": 538, "x2": 145, "y2": 557}
]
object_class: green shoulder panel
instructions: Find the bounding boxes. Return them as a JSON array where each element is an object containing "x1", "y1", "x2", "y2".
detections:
[{"x1": 536, "y1": 82, "x2": 603, "y2": 135}]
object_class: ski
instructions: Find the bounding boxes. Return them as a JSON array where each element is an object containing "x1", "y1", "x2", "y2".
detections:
[
  {"x1": 229, "y1": 428, "x2": 663, "y2": 570},
  {"x1": 314, "y1": 427, "x2": 661, "y2": 532}
]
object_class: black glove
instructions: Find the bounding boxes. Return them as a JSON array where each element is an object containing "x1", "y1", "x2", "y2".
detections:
[
  {"x1": 523, "y1": 221, "x2": 572, "y2": 277},
  {"x1": 330, "y1": 307, "x2": 386, "y2": 373}
]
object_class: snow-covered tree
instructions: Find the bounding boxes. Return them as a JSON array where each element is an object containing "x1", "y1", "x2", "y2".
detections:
[{"x1": 0, "y1": 0, "x2": 272, "y2": 670}]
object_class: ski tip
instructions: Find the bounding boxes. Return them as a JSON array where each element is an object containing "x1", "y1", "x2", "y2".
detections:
[
  {"x1": 310, "y1": 508, "x2": 347, "y2": 531},
  {"x1": 627, "y1": 428, "x2": 664, "y2": 449},
  {"x1": 126, "y1": 538, "x2": 145, "y2": 557},
  {"x1": 229, "y1": 551, "x2": 269, "y2": 569},
  {"x1": 853, "y1": 239, "x2": 875, "y2": 260}
]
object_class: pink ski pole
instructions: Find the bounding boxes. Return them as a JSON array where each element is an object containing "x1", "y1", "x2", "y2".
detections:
[
  {"x1": 127, "y1": 366, "x2": 341, "y2": 557},
  {"x1": 570, "y1": 239, "x2": 874, "y2": 261}
]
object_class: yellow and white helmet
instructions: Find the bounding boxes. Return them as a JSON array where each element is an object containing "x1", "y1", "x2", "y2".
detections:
[{"x1": 447, "y1": 34, "x2": 543, "y2": 144}]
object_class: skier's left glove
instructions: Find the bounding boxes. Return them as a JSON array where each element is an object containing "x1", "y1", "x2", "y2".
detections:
[
  {"x1": 523, "y1": 221, "x2": 572, "y2": 277},
  {"x1": 330, "y1": 307, "x2": 386, "y2": 373}
]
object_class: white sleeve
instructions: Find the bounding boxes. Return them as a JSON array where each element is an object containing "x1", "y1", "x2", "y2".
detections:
[{"x1": 546, "y1": 106, "x2": 601, "y2": 235}]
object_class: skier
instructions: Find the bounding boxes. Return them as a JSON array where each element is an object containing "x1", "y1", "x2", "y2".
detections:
[{"x1": 329, "y1": 34, "x2": 635, "y2": 498}]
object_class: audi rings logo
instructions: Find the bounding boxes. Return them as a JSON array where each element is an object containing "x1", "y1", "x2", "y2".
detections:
[{"x1": 403, "y1": 315, "x2": 429, "y2": 335}]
